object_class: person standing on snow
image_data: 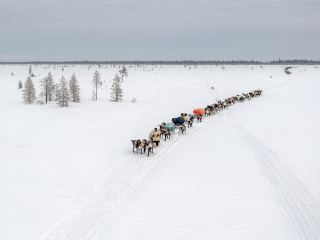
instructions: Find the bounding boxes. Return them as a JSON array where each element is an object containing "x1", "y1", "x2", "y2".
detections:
[
  {"x1": 152, "y1": 128, "x2": 160, "y2": 147},
  {"x1": 181, "y1": 113, "x2": 187, "y2": 121}
]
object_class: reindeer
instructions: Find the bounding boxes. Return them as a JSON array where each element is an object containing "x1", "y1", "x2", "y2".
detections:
[
  {"x1": 139, "y1": 139, "x2": 148, "y2": 154},
  {"x1": 249, "y1": 91, "x2": 255, "y2": 98},
  {"x1": 164, "y1": 128, "x2": 171, "y2": 140},
  {"x1": 131, "y1": 139, "x2": 141, "y2": 153},
  {"x1": 160, "y1": 128, "x2": 166, "y2": 139},
  {"x1": 179, "y1": 124, "x2": 186, "y2": 134},
  {"x1": 216, "y1": 101, "x2": 223, "y2": 110},
  {"x1": 226, "y1": 98, "x2": 233, "y2": 105},
  {"x1": 146, "y1": 140, "x2": 154, "y2": 157},
  {"x1": 243, "y1": 93, "x2": 251, "y2": 100},
  {"x1": 205, "y1": 108, "x2": 211, "y2": 117},
  {"x1": 159, "y1": 122, "x2": 166, "y2": 129},
  {"x1": 158, "y1": 122, "x2": 167, "y2": 138},
  {"x1": 255, "y1": 89, "x2": 262, "y2": 96},
  {"x1": 222, "y1": 101, "x2": 229, "y2": 109},
  {"x1": 212, "y1": 103, "x2": 220, "y2": 112},
  {"x1": 196, "y1": 114, "x2": 203, "y2": 122}
]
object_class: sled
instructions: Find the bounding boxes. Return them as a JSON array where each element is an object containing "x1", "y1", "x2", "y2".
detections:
[
  {"x1": 193, "y1": 108, "x2": 205, "y2": 115},
  {"x1": 164, "y1": 122, "x2": 175, "y2": 131},
  {"x1": 173, "y1": 116, "x2": 185, "y2": 125}
]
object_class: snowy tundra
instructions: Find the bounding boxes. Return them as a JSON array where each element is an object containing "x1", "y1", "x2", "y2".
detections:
[{"x1": 0, "y1": 64, "x2": 320, "y2": 240}]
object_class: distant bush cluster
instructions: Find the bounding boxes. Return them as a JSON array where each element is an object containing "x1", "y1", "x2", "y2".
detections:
[{"x1": 4, "y1": 59, "x2": 320, "y2": 65}]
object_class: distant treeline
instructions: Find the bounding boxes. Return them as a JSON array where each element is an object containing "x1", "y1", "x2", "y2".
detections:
[{"x1": 1, "y1": 59, "x2": 320, "y2": 65}]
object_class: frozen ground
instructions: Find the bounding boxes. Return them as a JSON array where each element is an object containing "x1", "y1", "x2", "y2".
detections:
[{"x1": 0, "y1": 64, "x2": 319, "y2": 239}]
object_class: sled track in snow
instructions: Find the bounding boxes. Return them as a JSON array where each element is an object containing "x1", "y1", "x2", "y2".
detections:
[
  {"x1": 224, "y1": 110, "x2": 320, "y2": 240},
  {"x1": 196, "y1": 73, "x2": 220, "y2": 101},
  {"x1": 41, "y1": 118, "x2": 213, "y2": 240}
]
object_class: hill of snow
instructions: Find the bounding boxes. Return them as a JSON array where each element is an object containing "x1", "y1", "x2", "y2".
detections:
[{"x1": 0, "y1": 64, "x2": 319, "y2": 239}]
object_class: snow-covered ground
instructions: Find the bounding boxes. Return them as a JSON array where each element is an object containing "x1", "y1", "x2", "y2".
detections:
[{"x1": 0, "y1": 64, "x2": 319, "y2": 240}]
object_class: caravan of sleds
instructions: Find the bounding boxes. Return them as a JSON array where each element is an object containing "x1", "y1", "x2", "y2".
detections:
[{"x1": 131, "y1": 89, "x2": 262, "y2": 156}]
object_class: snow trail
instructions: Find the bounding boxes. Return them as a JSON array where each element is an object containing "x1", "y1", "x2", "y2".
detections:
[
  {"x1": 224, "y1": 109, "x2": 320, "y2": 240},
  {"x1": 263, "y1": 70, "x2": 293, "y2": 94},
  {"x1": 196, "y1": 73, "x2": 220, "y2": 101},
  {"x1": 41, "y1": 117, "x2": 213, "y2": 240}
]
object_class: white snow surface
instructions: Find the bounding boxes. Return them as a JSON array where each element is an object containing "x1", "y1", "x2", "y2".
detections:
[{"x1": 0, "y1": 64, "x2": 320, "y2": 240}]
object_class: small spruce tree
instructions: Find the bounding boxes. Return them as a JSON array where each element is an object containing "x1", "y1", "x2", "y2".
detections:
[
  {"x1": 119, "y1": 65, "x2": 128, "y2": 82},
  {"x1": 56, "y1": 76, "x2": 70, "y2": 107},
  {"x1": 91, "y1": 89, "x2": 96, "y2": 101},
  {"x1": 69, "y1": 73, "x2": 81, "y2": 102},
  {"x1": 110, "y1": 74, "x2": 123, "y2": 102},
  {"x1": 18, "y1": 81, "x2": 22, "y2": 89},
  {"x1": 46, "y1": 72, "x2": 55, "y2": 101},
  {"x1": 39, "y1": 73, "x2": 55, "y2": 103},
  {"x1": 91, "y1": 70, "x2": 103, "y2": 101},
  {"x1": 38, "y1": 92, "x2": 45, "y2": 104},
  {"x1": 29, "y1": 65, "x2": 32, "y2": 75},
  {"x1": 39, "y1": 77, "x2": 49, "y2": 104},
  {"x1": 22, "y1": 76, "x2": 37, "y2": 104},
  {"x1": 54, "y1": 83, "x2": 59, "y2": 101}
]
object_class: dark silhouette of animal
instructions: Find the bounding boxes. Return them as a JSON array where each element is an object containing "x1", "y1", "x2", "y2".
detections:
[
  {"x1": 226, "y1": 98, "x2": 233, "y2": 105},
  {"x1": 197, "y1": 114, "x2": 203, "y2": 122},
  {"x1": 164, "y1": 129, "x2": 171, "y2": 140},
  {"x1": 159, "y1": 122, "x2": 166, "y2": 130},
  {"x1": 239, "y1": 95, "x2": 245, "y2": 102},
  {"x1": 243, "y1": 93, "x2": 251, "y2": 100},
  {"x1": 160, "y1": 128, "x2": 166, "y2": 139},
  {"x1": 211, "y1": 104, "x2": 220, "y2": 112},
  {"x1": 131, "y1": 139, "x2": 141, "y2": 153},
  {"x1": 179, "y1": 124, "x2": 186, "y2": 134},
  {"x1": 139, "y1": 139, "x2": 148, "y2": 154},
  {"x1": 205, "y1": 108, "x2": 211, "y2": 116},
  {"x1": 255, "y1": 89, "x2": 262, "y2": 96},
  {"x1": 222, "y1": 101, "x2": 229, "y2": 109},
  {"x1": 159, "y1": 122, "x2": 166, "y2": 138},
  {"x1": 146, "y1": 140, "x2": 154, "y2": 157}
]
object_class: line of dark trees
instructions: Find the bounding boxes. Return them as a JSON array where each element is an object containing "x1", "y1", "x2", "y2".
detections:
[{"x1": 1, "y1": 59, "x2": 320, "y2": 65}]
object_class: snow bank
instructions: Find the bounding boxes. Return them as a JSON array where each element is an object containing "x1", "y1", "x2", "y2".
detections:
[{"x1": 0, "y1": 64, "x2": 319, "y2": 239}]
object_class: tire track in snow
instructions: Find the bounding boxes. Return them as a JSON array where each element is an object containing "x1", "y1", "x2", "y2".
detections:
[
  {"x1": 224, "y1": 110, "x2": 320, "y2": 240},
  {"x1": 41, "y1": 117, "x2": 213, "y2": 240}
]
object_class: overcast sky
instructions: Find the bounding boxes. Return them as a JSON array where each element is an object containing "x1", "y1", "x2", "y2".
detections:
[{"x1": 1, "y1": 0, "x2": 319, "y2": 61}]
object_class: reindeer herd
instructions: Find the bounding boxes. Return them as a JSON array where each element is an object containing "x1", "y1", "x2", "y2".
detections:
[{"x1": 131, "y1": 89, "x2": 262, "y2": 157}]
